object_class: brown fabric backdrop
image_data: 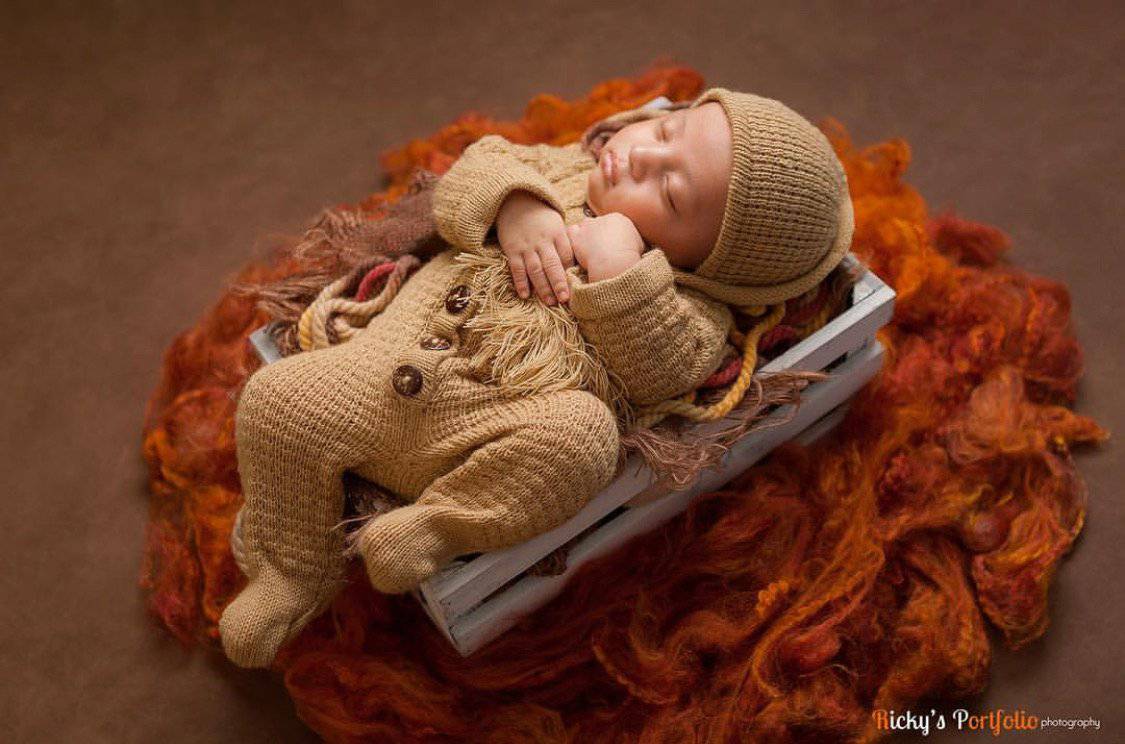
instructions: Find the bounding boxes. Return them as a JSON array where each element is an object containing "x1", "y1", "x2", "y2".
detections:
[{"x1": 1, "y1": 1, "x2": 1121, "y2": 741}]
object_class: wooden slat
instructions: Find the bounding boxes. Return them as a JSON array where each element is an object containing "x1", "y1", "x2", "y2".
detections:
[{"x1": 248, "y1": 324, "x2": 283, "y2": 365}]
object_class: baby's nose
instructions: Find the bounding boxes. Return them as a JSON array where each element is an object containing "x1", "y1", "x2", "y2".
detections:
[{"x1": 629, "y1": 144, "x2": 668, "y2": 180}]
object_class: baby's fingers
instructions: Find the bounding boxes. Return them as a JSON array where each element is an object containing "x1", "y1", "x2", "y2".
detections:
[
  {"x1": 506, "y1": 252, "x2": 532, "y2": 299},
  {"x1": 523, "y1": 249, "x2": 556, "y2": 306},
  {"x1": 538, "y1": 243, "x2": 569, "y2": 304},
  {"x1": 553, "y1": 229, "x2": 576, "y2": 269}
]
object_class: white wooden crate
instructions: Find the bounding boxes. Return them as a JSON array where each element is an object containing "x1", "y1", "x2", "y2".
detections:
[{"x1": 246, "y1": 252, "x2": 895, "y2": 656}]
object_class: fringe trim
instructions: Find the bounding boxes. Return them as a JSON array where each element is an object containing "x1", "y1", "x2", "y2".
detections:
[
  {"x1": 619, "y1": 369, "x2": 825, "y2": 491},
  {"x1": 452, "y1": 249, "x2": 638, "y2": 428}
]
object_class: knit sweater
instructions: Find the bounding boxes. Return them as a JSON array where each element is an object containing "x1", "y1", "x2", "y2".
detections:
[{"x1": 432, "y1": 134, "x2": 735, "y2": 410}]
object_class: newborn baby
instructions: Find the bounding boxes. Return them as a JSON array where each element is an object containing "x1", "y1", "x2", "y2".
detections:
[
  {"x1": 494, "y1": 97, "x2": 733, "y2": 303},
  {"x1": 219, "y1": 88, "x2": 854, "y2": 668}
]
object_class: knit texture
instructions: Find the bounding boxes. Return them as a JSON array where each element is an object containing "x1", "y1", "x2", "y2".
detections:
[
  {"x1": 670, "y1": 88, "x2": 855, "y2": 306},
  {"x1": 219, "y1": 134, "x2": 732, "y2": 667}
]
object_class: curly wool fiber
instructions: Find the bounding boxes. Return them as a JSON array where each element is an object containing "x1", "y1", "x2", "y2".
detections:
[{"x1": 140, "y1": 64, "x2": 1108, "y2": 742}]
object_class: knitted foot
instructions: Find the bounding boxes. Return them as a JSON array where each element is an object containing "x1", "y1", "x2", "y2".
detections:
[
  {"x1": 218, "y1": 561, "x2": 338, "y2": 668},
  {"x1": 351, "y1": 504, "x2": 452, "y2": 594}
]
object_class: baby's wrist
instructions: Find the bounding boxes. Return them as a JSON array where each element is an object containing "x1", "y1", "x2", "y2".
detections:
[
  {"x1": 586, "y1": 254, "x2": 640, "y2": 283},
  {"x1": 500, "y1": 189, "x2": 551, "y2": 216}
]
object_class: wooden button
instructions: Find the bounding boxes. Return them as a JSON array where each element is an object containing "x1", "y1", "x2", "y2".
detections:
[
  {"x1": 420, "y1": 335, "x2": 452, "y2": 351},
  {"x1": 391, "y1": 364, "x2": 423, "y2": 396},
  {"x1": 444, "y1": 284, "x2": 473, "y2": 314}
]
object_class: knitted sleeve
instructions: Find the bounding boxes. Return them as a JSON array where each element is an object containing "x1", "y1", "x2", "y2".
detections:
[
  {"x1": 565, "y1": 248, "x2": 734, "y2": 406},
  {"x1": 432, "y1": 134, "x2": 568, "y2": 254}
]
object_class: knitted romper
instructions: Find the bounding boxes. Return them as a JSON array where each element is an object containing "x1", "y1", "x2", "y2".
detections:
[{"x1": 219, "y1": 135, "x2": 734, "y2": 667}]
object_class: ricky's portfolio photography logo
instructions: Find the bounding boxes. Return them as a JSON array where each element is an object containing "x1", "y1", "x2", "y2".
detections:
[{"x1": 872, "y1": 708, "x2": 1103, "y2": 737}]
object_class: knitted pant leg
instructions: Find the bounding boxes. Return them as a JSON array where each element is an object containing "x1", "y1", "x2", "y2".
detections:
[
  {"x1": 354, "y1": 389, "x2": 621, "y2": 594},
  {"x1": 219, "y1": 343, "x2": 387, "y2": 668}
]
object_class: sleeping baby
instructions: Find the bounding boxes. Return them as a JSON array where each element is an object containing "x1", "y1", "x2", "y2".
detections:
[{"x1": 219, "y1": 87, "x2": 855, "y2": 667}]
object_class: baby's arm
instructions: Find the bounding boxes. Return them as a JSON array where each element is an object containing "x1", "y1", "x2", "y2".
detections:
[
  {"x1": 566, "y1": 248, "x2": 734, "y2": 406},
  {"x1": 432, "y1": 134, "x2": 567, "y2": 255}
]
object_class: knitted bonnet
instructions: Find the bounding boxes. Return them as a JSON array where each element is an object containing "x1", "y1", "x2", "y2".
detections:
[
  {"x1": 585, "y1": 88, "x2": 855, "y2": 307},
  {"x1": 673, "y1": 88, "x2": 855, "y2": 306}
]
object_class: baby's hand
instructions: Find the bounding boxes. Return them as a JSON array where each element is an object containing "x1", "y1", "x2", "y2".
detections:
[
  {"x1": 494, "y1": 191, "x2": 575, "y2": 305},
  {"x1": 566, "y1": 213, "x2": 644, "y2": 283}
]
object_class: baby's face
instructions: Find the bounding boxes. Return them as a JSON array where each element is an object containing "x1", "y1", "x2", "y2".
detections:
[{"x1": 585, "y1": 101, "x2": 732, "y2": 269}]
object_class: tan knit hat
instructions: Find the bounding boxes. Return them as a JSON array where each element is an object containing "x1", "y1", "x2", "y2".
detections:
[{"x1": 669, "y1": 88, "x2": 855, "y2": 307}]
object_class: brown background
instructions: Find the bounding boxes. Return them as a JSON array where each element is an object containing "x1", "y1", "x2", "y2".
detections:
[{"x1": 2, "y1": 1, "x2": 1122, "y2": 741}]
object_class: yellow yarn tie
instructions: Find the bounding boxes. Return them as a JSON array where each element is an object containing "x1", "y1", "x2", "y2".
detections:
[
  {"x1": 297, "y1": 255, "x2": 420, "y2": 352},
  {"x1": 632, "y1": 303, "x2": 787, "y2": 430},
  {"x1": 798, "y1": 297, "x2": 836, "y2": 336}
]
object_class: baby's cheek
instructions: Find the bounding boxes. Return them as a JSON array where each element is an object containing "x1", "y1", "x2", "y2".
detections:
[{"x1": 585, "y1": 170, "x2": 605, "y2": 211}]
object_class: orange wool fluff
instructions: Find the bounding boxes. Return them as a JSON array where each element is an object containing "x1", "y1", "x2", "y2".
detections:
[{"x1": 140, "y1": 65, "x2": 1109, "y2": 742}]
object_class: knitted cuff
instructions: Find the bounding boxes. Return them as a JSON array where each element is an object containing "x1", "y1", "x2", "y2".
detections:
[
  {"x1": 566, "y1": 248, "x2": 674, "y2": 320},
  {"x1": 355, "y1": 502, "x2": 457, "y2": 595},
  {"x1": 432, "y1": 136, "x2": 567, "y2": 253}
]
